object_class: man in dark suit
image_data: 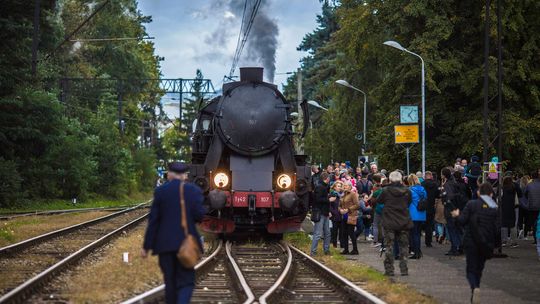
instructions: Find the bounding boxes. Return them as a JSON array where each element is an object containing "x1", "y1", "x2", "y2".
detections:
[{"x1": 142, "y1": 162, "x2": 206, "y2": 304}]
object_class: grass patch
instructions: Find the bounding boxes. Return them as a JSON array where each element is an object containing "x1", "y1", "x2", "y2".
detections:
[
  {"x1": 284, "y1": 232, "x2": 436, "y2": 304},
  {"x1": 60, "y1": 224, "x2": 163, "y2": 303},
  {"x1": 0, "y1": 193, "x2": 151, "y2": 213},
  {"x1": 0, "y1": 211, "x2": 113, "y2": 247}
]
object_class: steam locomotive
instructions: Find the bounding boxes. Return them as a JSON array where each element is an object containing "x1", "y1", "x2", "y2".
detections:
[{"x1": 188, "y1": 67, "x2": 311, "y2": 234}]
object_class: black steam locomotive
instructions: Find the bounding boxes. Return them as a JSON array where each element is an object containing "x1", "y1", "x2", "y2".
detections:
[{"x1": 188, "y1": 67, "x2": 311, "y2": 234}]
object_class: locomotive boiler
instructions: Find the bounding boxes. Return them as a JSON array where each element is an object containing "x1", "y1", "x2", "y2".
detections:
[{"x1": 189, "y1": 67, "x2": 311, "y2": 234}]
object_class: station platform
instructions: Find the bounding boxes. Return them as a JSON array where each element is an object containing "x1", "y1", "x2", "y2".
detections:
[{"x1": 350, "y1": 236, "x2": 540, "y2": 304}]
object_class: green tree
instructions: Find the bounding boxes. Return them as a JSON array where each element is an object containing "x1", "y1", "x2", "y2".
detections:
[{"x1": 288, "y1": 0, "x2": 540, "y2": 173}]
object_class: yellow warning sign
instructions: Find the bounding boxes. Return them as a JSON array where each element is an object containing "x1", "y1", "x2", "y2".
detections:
[
  {"x1": 488, "y1": 162, "x2": 497, "y2": 173},
  {"x1": 395, "y1": 125, "x2": 419, "y2": 144}
]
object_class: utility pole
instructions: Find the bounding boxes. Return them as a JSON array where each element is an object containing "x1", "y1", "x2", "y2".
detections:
[
  {"x1": 118, "y1": 81, "x2": 123, "y2": 134},
  {"x1": 297, "y1": 68, "x2": 303, "y2": 154},
  {"x1": 179, "y1": 90, "x2": 183, "y2": 132},
  {"x1": 31, "y1": 0, "x2": 41, "y2": 77},
  {"x1": 497, "y1": 0, "x2": 503, "y2": 164},
  {"x1": 482, "y1": 0, "x2": 490, "y2": 163}
]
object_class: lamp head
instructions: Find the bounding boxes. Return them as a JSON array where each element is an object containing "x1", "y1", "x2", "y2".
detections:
[
  {"x1": 335, "y1": 79, "x2": 351, "y2": 88},
  {"x1": 307, "y1": 100, "x2": 328, "y2": 111},
  {"x1": 383, "y1": 40, "x2": 406, "y2": 51}
]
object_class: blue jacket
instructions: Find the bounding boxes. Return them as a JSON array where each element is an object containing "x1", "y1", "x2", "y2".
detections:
[
  {"x1": 143, "y1": 179, "x2": 205, "y2": 254},
  {"x1": 409, "y1": 184, "x2": 427, "y2": 222},
  {"x1": 537, "y1": 213, "x2": 540, "y2": 240}
]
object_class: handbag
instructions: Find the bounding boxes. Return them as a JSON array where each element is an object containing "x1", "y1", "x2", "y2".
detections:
[
  {"x1": 176, "y1": 183, "x2": 202, "y2": 269},
  {"x1": 347, "y1": 214, "x2": 358, "y2": 225},
  {"x1": 310, "y1": 208, "x2": 321, "y2": 222},
  {"x1": 417, "y1": 197, "x2": 427, "y2": 211}
]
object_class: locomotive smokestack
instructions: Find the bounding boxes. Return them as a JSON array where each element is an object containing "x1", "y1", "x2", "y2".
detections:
[{"x1": 240, "y1": 67, "x2": 263, "y2": 82}]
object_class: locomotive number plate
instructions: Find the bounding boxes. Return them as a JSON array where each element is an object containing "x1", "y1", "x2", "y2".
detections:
[{"x1": 230, "y1": 192, "x2": 279, "y2": 208}]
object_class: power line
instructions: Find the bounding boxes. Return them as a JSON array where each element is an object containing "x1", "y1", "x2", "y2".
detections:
[
  {"x1": 228, "y1": 0, "x2": 262, "y2": 80},
  {"x1": 69, "y1": 37, "x2": 154, "y2": 42},
  {"x1": 45, "y1": 0, "x2": 111, "y2": 60}
]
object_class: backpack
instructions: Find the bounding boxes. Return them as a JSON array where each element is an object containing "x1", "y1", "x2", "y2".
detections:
[
  {"x1": 417, "y1": 195, "x2": 427, "y2": 211},
  {"x1": 357, "y1": 179, "x2": 372, "y2": 195},
  {"x1": 468, "y1": 162, "x2": 482, "y2": 178},
  {"x1": 453, "y1": 183, "x2": 469, "y2": 210},
  {"x1": 469, "y1": 201, "x2": 498, "y2": 259}
]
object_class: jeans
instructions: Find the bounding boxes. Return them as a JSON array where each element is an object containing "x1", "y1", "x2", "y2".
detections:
[
  {"x1": 310, "y1": 215, "x2": 330, "y2": 255},
  {"x1": 436, "y1": 223, "x2": 448, "y2": 238},
  {"x1": 330, "y1": 220, "x2": 341, "y2": 247},
  {"x1": 529, "y1": 210, "x2": 539, "y2": 243},
  {"x1": 447, "y1": 220, "x2": 462, "y2": 252},
  {"x1": 465, "y1": 247, "x2": 486, "y2": 289},
  {"x1": 501, "y1": 227, "x2": 516, "y2": 244},
  {"x1": 158, "y1": 252, "x2": 195, "y2": 304},
  {"x1": 411, "y1": 221, "x2": 423, "y2": 254},
  {"x1": 355, "y1": 217, "x2": 364, "y2": 239},
  {"x1": 373, "y1": 213, "x2": 382, "y2": 243}
]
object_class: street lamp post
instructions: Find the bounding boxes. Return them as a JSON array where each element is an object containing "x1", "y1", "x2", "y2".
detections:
[
  {"x1": 335, "y1": 80, "x2": 367, "y2": 153},
  {"x1": 383, "y1": 40, "x2": 426, "y2": 174}
]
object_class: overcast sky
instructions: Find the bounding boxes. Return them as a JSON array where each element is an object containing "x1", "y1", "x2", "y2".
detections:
[{"x1": 139, "y1": 0, "x2": 322, "y2": 100}]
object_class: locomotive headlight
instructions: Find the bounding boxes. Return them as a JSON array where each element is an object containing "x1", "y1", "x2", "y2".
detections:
[
  {"x1": 277, "y1": 174, "x2": 292, "y2": 189},
  {"x1": 213, "y1": 173, "x2": 229, "y2": 188}
]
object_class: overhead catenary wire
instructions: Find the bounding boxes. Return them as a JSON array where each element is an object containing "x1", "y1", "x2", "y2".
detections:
[{"x1": 228, "y1": 0, "x2": 262, "y2": 80}]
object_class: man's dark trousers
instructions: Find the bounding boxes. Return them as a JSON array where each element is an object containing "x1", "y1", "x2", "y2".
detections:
[
  {"x1": 424, "y1": 213, "x2": 435, "y2": 246},
  {"x1": 465, "y1": 247, "x2": 486, "y2": 289},
  {"x1": 447, "y1": 219, "x2": 462, "y2": 253},
  {"x1": 159, "y1": 252, "x2": 195, "y2": 304}
]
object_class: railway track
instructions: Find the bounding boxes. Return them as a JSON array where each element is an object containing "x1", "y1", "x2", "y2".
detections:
[
  {"x1": 122, "y1": 241, "x2": 385, "y2": 304},
  {"x1": 0, "y1": 202, "x2": 150, "y2": 221},
  {"x1": 0, "y1": 205, "x2": 148, "y2": 303}
]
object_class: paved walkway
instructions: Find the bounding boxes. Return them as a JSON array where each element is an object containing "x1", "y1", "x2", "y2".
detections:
[{"x1": 347, "y1": 236, "x2": 540, "y2": 304}]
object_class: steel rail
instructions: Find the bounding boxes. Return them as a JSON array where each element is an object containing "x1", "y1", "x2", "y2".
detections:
[
  {"x1": 120, "y1": 240, "x2": 224, "y2": 304},
  {"x1": 0, "y1": 203, "x2": 149, "y2": 221},
  {"x1": 0, "y1": 202, "x2": 148, "y2": 256},
  {"x1": 225, "y1": 241, "x2": 256, "y2": 304},
  {"x1": 0, "y1": 212, "x2": 149, "y2": 303},
  {"x1": 289, "y1": 244, "x2": 386, "y2": 304},
  {"x1": 258, "y1": 241, "x2": 293, "y2": 304}
]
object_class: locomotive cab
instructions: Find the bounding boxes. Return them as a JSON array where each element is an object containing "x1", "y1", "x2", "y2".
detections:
[{"x1": 189, "y1": 67, "x2": 310, "y2": 234}]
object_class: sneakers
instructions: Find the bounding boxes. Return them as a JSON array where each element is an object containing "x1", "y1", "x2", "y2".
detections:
[
  {"x1": 371, "y1": 242, "x2": 382, "y2": 248},
  {"x1": 510, "y1": 243, "x2": 519, "y2": 248},
  {"x1": 471, "y1": 288, "x2": 481, "y2": 304},
  {"x1": 518, "y1": 229, "x2": 524, "y2": 239},
  {"x1": 366, "y1": 235, "x2": 374, "y2": 241}
]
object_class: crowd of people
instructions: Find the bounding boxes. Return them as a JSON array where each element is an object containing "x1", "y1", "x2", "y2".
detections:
[{"x1": 309, "y1": 158, "x2": 540, "y2": 303}]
